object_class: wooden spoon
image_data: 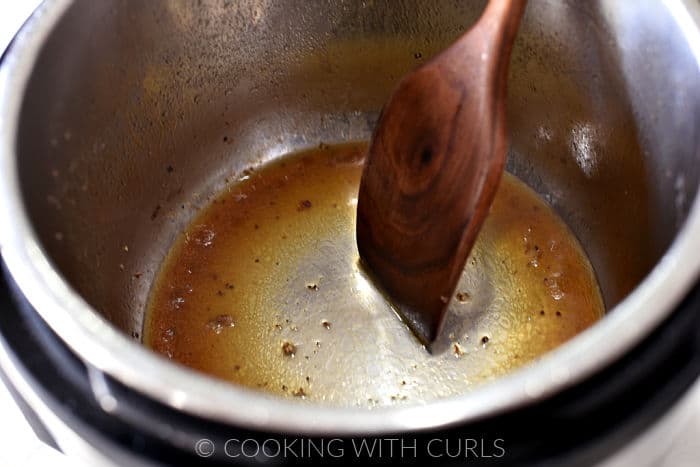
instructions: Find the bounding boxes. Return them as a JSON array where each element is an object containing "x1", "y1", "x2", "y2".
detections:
[{"x1": 356, "y1": 0, "x2": 527, "y2": 346}]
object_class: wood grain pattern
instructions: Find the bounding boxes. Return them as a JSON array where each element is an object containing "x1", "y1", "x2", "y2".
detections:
[{"x1": 356, "y1": 0, "x2": 527, "y2": 345}]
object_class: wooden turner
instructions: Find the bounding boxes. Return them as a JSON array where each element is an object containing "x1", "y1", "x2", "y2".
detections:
[{"x1": 356, "y1": 0, "x2": 527, "y2": 345}]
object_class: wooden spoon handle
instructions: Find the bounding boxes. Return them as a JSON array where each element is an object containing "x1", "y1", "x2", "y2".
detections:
[
  {"x1": 356, "y1": 0, "x2": 527, "y2": 345},
  {"x1": 446, "y1": 0, "x2": 527, "y2": 84}
]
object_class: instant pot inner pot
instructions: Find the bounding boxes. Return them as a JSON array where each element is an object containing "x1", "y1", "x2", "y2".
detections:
[{"x1": 15, "y1": 1, "x2": 700, "y2": 380}]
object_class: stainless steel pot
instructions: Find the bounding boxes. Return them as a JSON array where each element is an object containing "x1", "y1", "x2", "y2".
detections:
[{"x1": 1, "y1": 0, "x2": 700, "y2": 435}]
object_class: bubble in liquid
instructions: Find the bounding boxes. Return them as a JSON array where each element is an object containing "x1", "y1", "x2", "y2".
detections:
[
  {"x1": 206, "y1": 315, "x2": 235, "y2": 334},
  {"x1": 162, "y1": 328, "x2": 175, "y2": 343},
  {"x1": 191, "y1": 225, "x2": 216, "y2": 247},
  {"x1": 170, "y1": 296, "x2": 185, "y2": 310},
  {"x1": 544, "y1": 273, "x2": 565, "y2": 301}
]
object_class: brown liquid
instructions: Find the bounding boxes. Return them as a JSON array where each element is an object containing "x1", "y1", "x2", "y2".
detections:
[{"x1": 144, "y1": 142, "x2": 604, "y2": 407}]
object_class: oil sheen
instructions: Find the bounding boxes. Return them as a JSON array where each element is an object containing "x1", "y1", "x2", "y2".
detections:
[{"x1": 144, "y1": 142, "x2": 604, "y2": 407}]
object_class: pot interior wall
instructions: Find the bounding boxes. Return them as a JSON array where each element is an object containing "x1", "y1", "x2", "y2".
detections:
[{"x1": 15, "y1": 0, "x2": 700, "y2": 340}]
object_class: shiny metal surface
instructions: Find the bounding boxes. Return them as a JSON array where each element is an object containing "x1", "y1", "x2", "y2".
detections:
[{"x1": 1, "y1": 0, "x2": 700, "y2": 433}]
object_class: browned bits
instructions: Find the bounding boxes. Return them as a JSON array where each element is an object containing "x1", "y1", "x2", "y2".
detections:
[
  {"x1": 453, "y1": 343, "x2": 465, "y2": 356},
  {"x1": 481, "y1": 336, "x2": 490, "y2": 345},
  {"x1": 297, "y1": 199, "x2": 312, "y2": 211},
  {"x1": 233, "y1": 365, "x2": 241, "y2": 372},
  {"x1": 455, "y1": 291, "x2": 470, "y2": 302},
  {"x1": 306, "y1": 283, "x2": 318, "y2": 291},
  {"x1": 293, "y1": 387, "x2": 307, "y2": 398},
  {"x1": 540, "y1": 309, "x2": 545, "y2": 316},
  {"x1": 556, "y1": 311, "x2": 562, "y2": 317},
  {"x1": 166, "y1": 165, "x2": 174, "y2": 173},
  {"x1": 206, "y1": 315, "x2": 235, "y2": 334},
  {"x1": 281, "y1": 341, "x2": 296, "y2": 356},
  {"x1": 133, "y1": 272, "x2": 143, "y2": 279},
  {"x1": 225, "y1": 282, "x2": 234, "y2": 290},
  {"x1": 321, "y1": 320, "x2": 331, "y2": 330}
]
